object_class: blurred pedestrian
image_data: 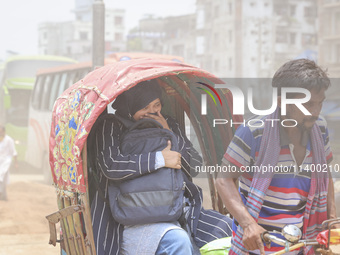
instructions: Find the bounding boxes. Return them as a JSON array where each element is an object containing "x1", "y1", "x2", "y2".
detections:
[{"x1": 0, "y1": 125, "x2": 17, "y2": 200}]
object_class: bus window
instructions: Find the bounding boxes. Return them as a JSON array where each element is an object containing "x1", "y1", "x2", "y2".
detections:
[
  {"x1": 41, "y1": 74, "x2": 53, "y2": 110},
  {"x1": 6, "y1": 89, "x2": 31, "y2": 126},
  {"x1": 79, "y1": 68, "x2": 90, "y2": 79},
  {"x1": 67, "y1": 72, "x2": 76, "y2": 87},
  {"x1": 48, "y1": 74, "x2": 61, "y2": 111},
  {"x1": 57, "y1": 73, "x2": 68, "y2": 97},
  {"x1": 32, "y1": 76, "x2": 45, "y2": 110},
  {"x1": 73, "y1": 70, "x2": 84, "y2": 83}
]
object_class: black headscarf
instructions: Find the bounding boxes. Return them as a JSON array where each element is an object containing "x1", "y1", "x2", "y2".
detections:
[{"x1": 112, "y1": 79, "x2": 162, "y2": 120}]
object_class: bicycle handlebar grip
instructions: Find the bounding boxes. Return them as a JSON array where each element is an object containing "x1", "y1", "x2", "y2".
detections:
[{"x1": 261, "y1": 231, "x2": 271, "y2": 247}]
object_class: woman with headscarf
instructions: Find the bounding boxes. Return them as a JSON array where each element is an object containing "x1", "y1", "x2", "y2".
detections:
[{"x1": 90, "y1": 80, "x2": 232, "y2": 255}]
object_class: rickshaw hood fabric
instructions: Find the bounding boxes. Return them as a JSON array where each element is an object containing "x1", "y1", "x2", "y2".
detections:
[{"x1": 49, "y1": 59, "x2": 221, "y2": 193}]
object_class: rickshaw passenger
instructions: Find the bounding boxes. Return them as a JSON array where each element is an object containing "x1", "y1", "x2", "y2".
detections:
[{"x1": 90, "y1": 80, "x2": 232, "y2": 255}]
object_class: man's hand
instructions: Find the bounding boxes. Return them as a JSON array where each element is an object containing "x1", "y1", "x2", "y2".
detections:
[
  {"x1": 161, "y1": 141, "x2": 181, "y2": 169},
  {"x1": 242, "y1": 222, "x2": 267, "y2": 255},
  {"x1": 144, "y1": 112, "x2": 170, "y2": 130}
]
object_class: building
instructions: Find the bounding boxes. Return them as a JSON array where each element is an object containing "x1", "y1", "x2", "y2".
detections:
[
  {"x1": 195, "y1": 0, "x2": 235, "y2": 77},
  {"x1": 159, "y1": 15, "x2": 196, "y2": 65},
  {"x1": 195, "y1": 0, "x2": 318, "y2": 77},
  {"x1": 105, "y1": 9, "x2": 125, "y2": 53},
  {"x1": 128, "y1": 0, "x2": 318, "y2": 78},
  {"x1": 38, "y1": 21, "x2": 92, "y2": 61},
  {"x1": 272, "y1": 0, "x2": 318, "y2": 71},
  {"x1": 318, "y1": 0, "x2": 340, "y2": 148},
  {"x1": 38, "y1": 0, "x2": 125, "y2": 61},
  {"x1": 126, "y1": 14, "x2": 196, "y2": 65},
  {"x1": 318, "y1": 0, "x2": 340, "y2": 78},
  {"x1": 127, "y1": 16, "x2": 165, "y2": 53}
]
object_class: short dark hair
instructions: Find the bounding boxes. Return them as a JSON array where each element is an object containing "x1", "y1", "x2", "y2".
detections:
[{"x1": 272, "y1": 59, "x2": 330, "y2": 96}]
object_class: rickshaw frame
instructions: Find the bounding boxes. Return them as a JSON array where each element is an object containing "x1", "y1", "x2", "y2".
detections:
[{"x1": 46, "y1": 59, "x2": 241, "y2": 254}]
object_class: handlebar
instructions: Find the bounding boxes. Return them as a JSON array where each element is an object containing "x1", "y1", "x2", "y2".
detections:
[
  {"x1": 260, "y1": 220, "x2": 340, "y2": 255},
  {"x1": 262, "y1": 232, "x2": 287, "y2": 247},
  {"x1": 263, "y1": 232, "x2": 319, "y2": 246},
  {"x1": 262, "y1": 232, "x2": 319, "y2": 255}
]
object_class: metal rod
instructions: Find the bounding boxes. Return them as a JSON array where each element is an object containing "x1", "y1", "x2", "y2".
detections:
[
  {"x1": 71, "y1": 196, "x2": 86, "y2": 254},
  {"x1": 57, "y1": 194, "x2": 71, "y2": 255},
  {"x1": 263, "y1": 233, "x2": 287, "y2": 247},
  {"x1": 271, "y1": 242, "x2": 305, "y2": 255},
  {"x1": 64, "y1": 196, "x2": 80, "y2": 254},
  {"x1": 81, "y1": 142, "x2": 96, "y2": 255}
]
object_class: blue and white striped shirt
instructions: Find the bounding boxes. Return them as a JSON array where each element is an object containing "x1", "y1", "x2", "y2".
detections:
[{"x1": 90, "y1": 114, "x2": 233, "y2": 254}]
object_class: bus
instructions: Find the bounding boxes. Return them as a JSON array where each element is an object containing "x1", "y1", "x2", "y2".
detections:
[
  {"x1": 27, "y1": 54, "x2": 184, "y2": 182},
  {"x1": 0, "y1": 55, "x2": 77, "y2": 161},
  {"x1": 26, "y1": 61, "x2": 91, "y2": 182}
]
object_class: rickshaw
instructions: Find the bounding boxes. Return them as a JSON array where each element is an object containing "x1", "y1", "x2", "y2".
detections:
[{"x1": 46, "y1": 58, "x2": 241, "y2": 254}]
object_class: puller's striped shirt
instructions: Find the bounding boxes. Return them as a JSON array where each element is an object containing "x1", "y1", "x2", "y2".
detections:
[{"x1": 223, "y1": 116, "x2": 333, "y2": 254}]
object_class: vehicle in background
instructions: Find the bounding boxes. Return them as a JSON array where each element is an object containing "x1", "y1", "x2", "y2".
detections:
[
  {"x1": 108, "y1": 52, "x2": 184, "y2": 63},
  {"x1": 0, "y1": 55, "x2": 77, "y2": 161},
  {"x1": 26, "y1": 62, "x2": 91, "y2": 182}
]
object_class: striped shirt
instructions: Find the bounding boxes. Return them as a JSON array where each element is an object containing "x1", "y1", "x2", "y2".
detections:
[
  {"x1": 90, "y1": 114, "x2": 233, "y2": 254},
  {"x1": 223, "y1": 115, "x2": 333, "y2": 254}
]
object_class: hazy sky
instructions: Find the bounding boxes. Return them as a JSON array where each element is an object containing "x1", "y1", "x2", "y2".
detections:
[{"x1": 0, "y1": 0, "x2": 196, "y2": 60}]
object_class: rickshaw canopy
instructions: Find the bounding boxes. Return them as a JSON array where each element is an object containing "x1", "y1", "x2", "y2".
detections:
[{"x1": 49, "y1": 58, "x2": 237, "y2": 194}]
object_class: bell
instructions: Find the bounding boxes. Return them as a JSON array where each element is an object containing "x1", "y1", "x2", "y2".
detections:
[{"x1": 282, "y1": 225, "x2": 302, "y2": 243}]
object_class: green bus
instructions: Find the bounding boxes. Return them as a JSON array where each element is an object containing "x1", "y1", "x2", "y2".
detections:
[{"x1": 0, "y1": 55, "x2": 77, "y2": 161}]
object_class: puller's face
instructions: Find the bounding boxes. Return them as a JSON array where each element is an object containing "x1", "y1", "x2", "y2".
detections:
[{"x1": 283, "y1": 88, "x2": 326, "y2": 131}]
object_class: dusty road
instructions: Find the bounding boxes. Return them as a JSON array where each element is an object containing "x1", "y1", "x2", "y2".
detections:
[
  {"x1": 1, "y1": 171, "x2": 340, "y2": 255},
  {"x1": 0, "y1": 170, "x2": 214, "y2": 255},
  {"x1": 0, "y1": 173, "x2": 59, "y2": 255}
]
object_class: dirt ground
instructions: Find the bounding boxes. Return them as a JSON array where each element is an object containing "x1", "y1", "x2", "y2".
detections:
[
  {"x1": 0, "y1": 170, "x2": 340, "y2": 255},
  {"x1": 0, "y1": 173, "x2": 59, "y2": 255},
  {"x1": 0, "y1": 169, "x2": 214, "y2": 255}
]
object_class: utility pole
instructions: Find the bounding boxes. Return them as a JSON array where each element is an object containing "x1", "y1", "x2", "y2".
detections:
[{"x1": 92, "y1": 0, "x2": 105, "y2": 69}]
